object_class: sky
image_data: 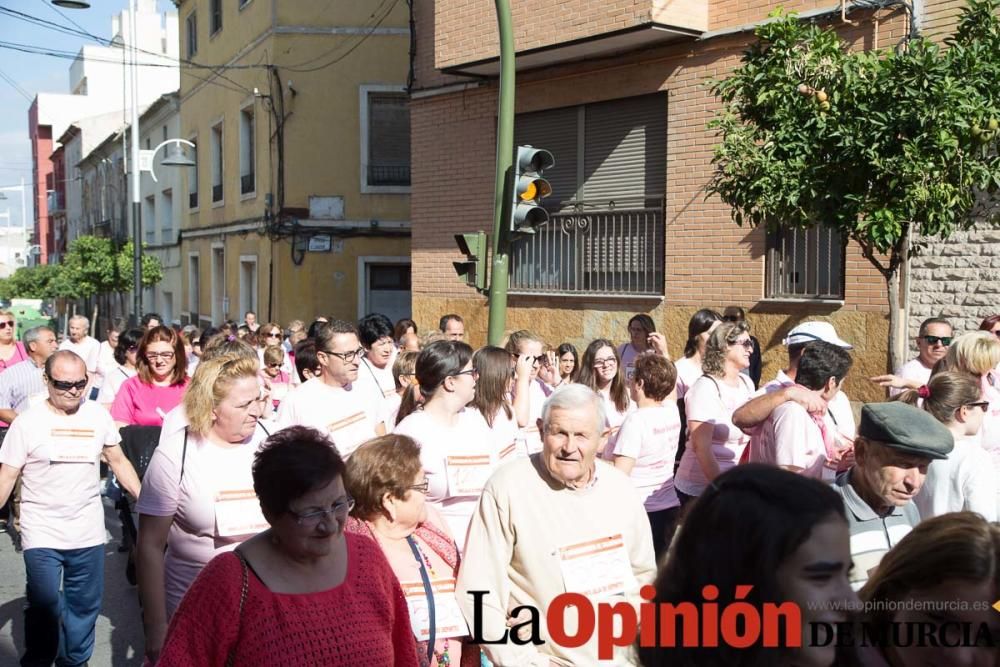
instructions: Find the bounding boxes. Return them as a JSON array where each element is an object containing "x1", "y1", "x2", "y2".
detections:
[{"x1": 0, "y1": 0, "x2": 172, "y2": 232}]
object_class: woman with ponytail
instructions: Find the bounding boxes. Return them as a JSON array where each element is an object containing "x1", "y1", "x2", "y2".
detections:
[
  {"x1": 394, "y1": 341, "x2": 492, "y2": 549},
  {"x1": 894, "y1": 371, "x2": 997, "y2": 521}
]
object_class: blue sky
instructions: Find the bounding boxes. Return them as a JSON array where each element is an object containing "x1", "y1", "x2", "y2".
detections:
[{"x1": 0, "y1": 0, "x2": 171, "y2": 230}]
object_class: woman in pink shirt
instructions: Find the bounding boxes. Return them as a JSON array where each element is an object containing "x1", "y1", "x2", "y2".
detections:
[
  {"x1": 0, "y1": 309, "x2": 28, "y2": 373},
  {"x1": 111, "y1": 326, "x2": 188, "y2": 428}
]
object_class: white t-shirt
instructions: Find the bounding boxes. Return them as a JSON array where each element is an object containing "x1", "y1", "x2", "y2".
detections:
[
  {"x1": 675, "y1": 374, "x2": 753, "y2": 496},
  {"x1": 469, "y1": 405, "x2": 523, "y2": 462},
  {"x1": 97, "y1": 364, "x2": 137, "y2": 406},
  {"x1": 611, "y1": 403, "x2": 681, "y2": 511},
  {"x1": 393, "y1": 409, "x2": 495, "y2": 549},
  {"x1": 0, "y1": 401, "x2": 120, "y2": 550},
  {"x1": 382, "y1": 392, "x2": 403, "y2": 433},
  {"x1": 601, "y1": 390, "x2": 636, "y2": 452},
  {"x1": 59, "y1": 336, "x2": 101, "y2": 373},
  {"x1": 276, "y1": 377, "x2": 381, "y2": 458},
  {"x1": 136, "y1": 420, "x2": 275, "y2": 616},
  {"x1": 673, "y1": 356, "x2": 702, "y2": 400},
  {"x1": 353, "y1": 357, "x2": 397, "y2": 405},
  {"x1": 97, "y1": 340, "x2": 116, "y2": 388},
  {"x1": 517, "y1": 378, "x2": 552, "y2": 455},
  {"x1": 754, "y1": 399, "x2": 838, "y2": 481},
  {"x1": 618, "y1": 343, "x2": 640, "y2": 384},
  {"x1": 915, "y1": 435, "x2": 997, "y2": 522},
  {"x1": 890, "y1": 358, "x2": 933, "y2": 398}
]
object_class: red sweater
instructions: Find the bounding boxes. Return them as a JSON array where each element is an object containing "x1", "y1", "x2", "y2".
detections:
[{"x1": 157, "y1": 532, "x2": 418, "y2": 666}]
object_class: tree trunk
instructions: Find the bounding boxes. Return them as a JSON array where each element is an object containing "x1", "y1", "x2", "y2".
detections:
[{"x1": 886, "y1": 265, "x2": 904, "y2": 374}]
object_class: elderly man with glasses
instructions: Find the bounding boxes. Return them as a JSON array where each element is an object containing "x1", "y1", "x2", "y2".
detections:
[
  {"x1": 276, "y1": 319, "x2": 386, "y2": 459},
  {"x1": 0, "y1": 350, "x2": 140, "y2": 667}
]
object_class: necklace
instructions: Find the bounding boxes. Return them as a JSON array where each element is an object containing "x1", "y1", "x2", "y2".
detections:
[{"x1": 410, "y1": 537, "x2": 450, "y2": 666}]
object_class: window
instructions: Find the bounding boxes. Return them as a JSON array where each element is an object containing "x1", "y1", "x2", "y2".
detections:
[
  {"x1": 509, "y1": 93, "x2": 667, "y2": 296},
  {"x1": 239, "y1": 106, "x2": 255, "y2": 195},
  {"x1": 144, "y1": 195, "x2": 156, "y2": 242},
  {"x1": 239, "y1": 256, "x2": 257, "y2": 318},
  {"x1": 361, "y1": 87, "x2": 410, "y2": 191},
  {"x1": 145, "y1": 137, "x2": 151, "y2": 150},
  {"x1": 188, "y1": 254, "x2": 200, "y2": 317},
  {"x1": 210, "y1": 0, "x2": 222, "y2": 35},
  {"x1": 238, "y1": 0, "x2": 252, "y2": 8},
  {"x1": 187, "y1": 134, "x2": 198, "y2": 209},
  {"x1": 161, "y1": 189, "x2": 173, "y2": 240},
  {"x1": 186, "y1": 12, "x2": 197, "y2": 58},
  {"x1": 211, "y1": 121, "x2": 223, "y2": 203},
  {"x1": 766, "y1": 225, "x2": 845, "y2": 300}
]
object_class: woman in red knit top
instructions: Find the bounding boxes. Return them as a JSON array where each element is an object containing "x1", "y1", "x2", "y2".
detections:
[{"x1": 157, "y1": 426, "x2": 418, "y2": 666}]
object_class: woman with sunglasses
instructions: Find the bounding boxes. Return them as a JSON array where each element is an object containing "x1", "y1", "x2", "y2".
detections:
[
  {"x1": 505, "y1": 330, "x2": 552, "y2": 454},
  {"x1": 577, "y1": 339, "x2": 634, "y2": 448},
  {"x1": 674, "y1": 321, "x2": 755, "y2": 503},
  {"x1": 893, "y1": 371, "x2": 996, "y2": 521},
  {"x1": 96, "y1": 327, "x2": 143, "y2": 409},
  {"x1": 111, "y1": 326, "x2": 189, "y2": 429},
  {"x1": 156, "y1": 426, "x2": 417, "y2": 667},
  {"x1": 0, "y1": 310, "x2": 27, "y2": 375},
  {"x1": 136, "y1": 354, "x2": 274, "y2": 663},
  {"x1": 345, "y1": 435, "x2": 479, "y2": 667},
  {"x1": 395, "y1": 341, "x2": 491, "y2": 548},
  {"x1": 260, "y1": 345, "x2": 291, "y2": 409},
  {"x1": 256, "y1": 322, "x2": 296, "y2": 385}
]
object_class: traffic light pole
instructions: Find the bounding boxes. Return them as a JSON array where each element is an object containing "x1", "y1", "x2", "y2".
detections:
[{"x1": 486, "y1": 0, "x2": 515, "y2": 346}]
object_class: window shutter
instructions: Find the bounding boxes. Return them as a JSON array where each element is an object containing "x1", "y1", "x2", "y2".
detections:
[
  {"x1": 514, "y1": 106, "x2": 579, "y2": 210},
  {"x1": 369, "y1": 93, "x2": 411, "y2": 185}
]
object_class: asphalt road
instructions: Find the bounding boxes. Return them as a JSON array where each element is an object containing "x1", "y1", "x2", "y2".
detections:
[{"x1": 0, "y1": 499, "x2": 145, "y2": 666}]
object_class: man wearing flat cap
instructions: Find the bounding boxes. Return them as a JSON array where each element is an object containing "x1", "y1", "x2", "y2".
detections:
[{"x1": 832, "y1": 401, "x2": 954, "y2": 590}]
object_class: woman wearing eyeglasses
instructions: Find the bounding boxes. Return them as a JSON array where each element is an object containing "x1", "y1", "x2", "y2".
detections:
[
  {"x1": 893, "y1": 371, "x2": 997, "y2": 521},
  {"x1": 136, "y1": 354, "x2": 275, "y2": 664},
  {"x1": 96, "y1": 327, "x2": 143, "y2": 409},
  {"x1": 256, "y1": 322, "x2": 297, "y2": 386},
  {"x1": 156, "y1": 426, "x2": 417, "y2": 667},
  {"x1": 111, "y1": 326, "x2": 189, "y2": 429},
  {"x1": 578, "y1": 339, "x2": 635, "y2": 449},
  {"x1": 395, "y1": 341, "x2": 492, "y2": 548},
  {"x1": 0, "y1": 309, "x2": 27, "y2": 375},
  {"x1": 674, "y1": 322, "x2": 755, "y2": 503},
  {"x1": 345, "y1": 435, "x2": 479, "y2": 667}
]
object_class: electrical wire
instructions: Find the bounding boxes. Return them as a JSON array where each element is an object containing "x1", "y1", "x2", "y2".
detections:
[
  {"x1": 0, "y1": 67, "x2": 33, "y2": 101},
  {"x1": 282, "y1": 0, "x2": 401, "y2": 73}
]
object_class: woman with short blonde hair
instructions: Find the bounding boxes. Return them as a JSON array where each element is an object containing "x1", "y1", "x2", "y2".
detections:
[{"x1": 136, "y1": 353, "x2": 274, "y2": 662}]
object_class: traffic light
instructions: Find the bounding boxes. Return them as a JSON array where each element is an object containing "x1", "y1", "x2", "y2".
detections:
[
  {"x1": 511, "y1": 145, "x2": 554, "y2": 234},
  {"x1": 453, "y1": 231, "x2": 488, "y2": 292}
]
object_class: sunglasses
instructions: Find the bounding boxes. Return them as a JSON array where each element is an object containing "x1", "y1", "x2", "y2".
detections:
[
  {"x1": 0, "y1": 322, "x2": 13, "y2": 330},
  {"x1": 922, "y1": 335, "x2": 952, "y2": 346},
  {"x1": 266, "y1": 362, "x2": 282, "y2": 369},
  {"x1": 50, "y1": 378, "x2": 87, "y2": 392},
  {"x1": 730, "y1": 339, "x2": 755, "y2": 350},
  {"x1": 263, "y1": 331, "x2": 281, "y2": 338}
]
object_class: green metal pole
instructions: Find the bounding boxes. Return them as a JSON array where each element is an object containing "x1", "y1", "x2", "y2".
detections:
[{"x1": 486, "y1": 0, "x2": 515, "y2": 346}]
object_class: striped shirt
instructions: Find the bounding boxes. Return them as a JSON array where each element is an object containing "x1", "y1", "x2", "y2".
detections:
[
  {"x1": 0, "y1": 359, "x2": 46, "y2": 414},
  {"x1": 831, "y1": 469, "x2": 920, "y2": 590}
]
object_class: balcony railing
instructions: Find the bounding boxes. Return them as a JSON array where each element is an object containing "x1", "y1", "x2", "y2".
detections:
[
  {"x1": 367, "y1": 164, "x2": 411, "y2": 187},
  {"x1": 212, "y1": 184, "x2": 223, "y2": 202},
  {"x1": 240, "y1": 173, "x2": 255, "y2": 194},
  {"x1": 509, "y1": 202, "x2": 665, "y2": 296}
]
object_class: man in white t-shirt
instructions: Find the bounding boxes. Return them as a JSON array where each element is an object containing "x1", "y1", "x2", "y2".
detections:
[
  {"x1": 276, "y1": 319, "x2": 386, "y2": 458},
  {"x1": 734, "y1": 320, "x2": 856, "y2": 454},
  {"x1": 752, "y1": 342, "x2": 854, "y2": 480},
  {"x1": 59, "y1": 315, "x2": 101, "y2": 391},
  {"x1": 874, "y1": 317, "x2": 952, "y2": 397},
  {"x1": 0, "y1": 350, "x2": 140, "y2": 667}
]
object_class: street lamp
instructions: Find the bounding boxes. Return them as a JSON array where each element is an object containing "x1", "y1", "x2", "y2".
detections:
[
  {"x1": 52, "y1": 1, "x2": 91, "y2": 8},
  {"x1": 141, "y1": 139, "x2": 196, "y2": 183}
]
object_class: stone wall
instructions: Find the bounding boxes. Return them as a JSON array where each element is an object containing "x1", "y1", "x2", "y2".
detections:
[{"x1": 909, "y1": 224, "x2": 1000, "y2": 347}]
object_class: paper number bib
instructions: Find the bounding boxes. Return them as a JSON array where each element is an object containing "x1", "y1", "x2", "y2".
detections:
[
  {"x1": 445, "y1": 455, "x2": 492, "y2": 496},
  {"x1": 558, "y1": 534, "x2": 633, "y2": 599},
  {"x1": 215, "y1": 489, "x2": 268, "y2": 537},
  {"x1": 400, "y1": 578, "x2": 468, "y2": 641},
  {"x1": 48, "y1": 428, "x2": 100, "y2": 464}
]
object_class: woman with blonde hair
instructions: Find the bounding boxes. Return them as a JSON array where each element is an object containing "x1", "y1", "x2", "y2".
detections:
[
  {"x1": 857, "y1": 512, "x2": 1000, "y2": 667},
  {"x1": 673, "y1": 321, "x2": 754, "y2": 503},
  {"x1": 135, "y1": 353, "x2": 274, "y2": 663},
  {"x1": 894, "y1": 371, "x2": 996, "y2": 521}
]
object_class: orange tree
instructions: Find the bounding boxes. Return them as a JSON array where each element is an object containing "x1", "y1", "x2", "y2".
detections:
[{"x1": 708, "y1": 0, "x2": 1000, "y2": 370}]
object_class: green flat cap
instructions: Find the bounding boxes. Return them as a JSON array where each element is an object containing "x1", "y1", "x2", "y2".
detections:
[{"x1": 859, "y1": 402, "x2": 954, "y2": 460}]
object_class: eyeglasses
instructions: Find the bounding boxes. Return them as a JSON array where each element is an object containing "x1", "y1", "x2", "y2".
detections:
[
  {"x1": 593, "y1": 358, "x2": 618, "y2": 368},
  {"x1": 263, "y1": 331, "x2": 281, "y2": 338},
  {"x1": 50, "y1": 378, "x2": 87, "y2": 392},
  {"x1": 321, "y1": 347, "x2": 365, "y2": 363},
  {"x1": 407, "y1": 480, "x2": 430, "y2": 494},
  {"x1": 730, "y1": 339, "x2": 754, "y2": 350},
  {"x1": 146, "y1": 351, "x2": 176, "y2": 361},
  {"x1": 922, "y1": 335, "x2": 952, "y2": 346},
  {"x1": 290, "y1": 496, "x2": 355, "y2": 527},
  {"x1": 452, "y1": 369, "x2": 479, "y2": 379},
  {"x1": 968, "y1": 401, "x2": 990, "y2": 411},
  {"x1": 0, "y1": 322, "x2": 13, "y2": 330}
]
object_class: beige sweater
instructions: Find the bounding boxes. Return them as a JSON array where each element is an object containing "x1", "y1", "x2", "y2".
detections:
[{"x1": 456, "y1": 455, "x2": 656, "y2": 666}]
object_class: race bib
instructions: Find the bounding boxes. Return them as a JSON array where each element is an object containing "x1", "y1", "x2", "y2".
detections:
[
  {"x1": 445, "y1": 455, "x2": 493, "y2": 496},
  {"x1": 558, "y1": 534, "x2": 634, "y2": 599},
  {"x1": 400, "y1": 578, "x2": 468, "y2": 641},
  {"x1": 48, "y1": 428, "x2": 100, "y2": 464},
  {"x1": 327, "y1": 411, "x2": 375, "y2": 458},
  {"x1": 215, "y1": 489, "x2": 268, "y2": 537}
]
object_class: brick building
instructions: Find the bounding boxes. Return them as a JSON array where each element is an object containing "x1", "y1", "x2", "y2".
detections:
[{"x1": 411, "y1": 0, "x2": 968, "y2": 401}]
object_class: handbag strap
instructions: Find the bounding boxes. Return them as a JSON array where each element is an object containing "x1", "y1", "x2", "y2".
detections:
[
  {"x1": 179, "y1": 427, "x2": 189, "y2": 483},
  {"x1": 225, "y1": 550, "x2": 250, "y2": 667},
  {"x1": 407, "y1": 535, "x2": 436, "y2": 665}
]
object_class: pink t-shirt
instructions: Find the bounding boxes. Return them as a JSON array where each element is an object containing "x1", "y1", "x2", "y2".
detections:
[
  {"x1": 618, "y1": 343, "x2": 640, "y2": 384},
  {"x1": 601, "y1": 390, "x2": 636, "y2": 453},
  {"x1": 673, "y1": 356, "x2": 703, "y2": 400},
  {"x1": 753, "y1": 400, "x2": 837, "y2": 481},
  {"x1": 611, "y1": 404, "x2": 682, "y2": 511},
  {"x1": 675, "y1": 374, "x2": 753, "y2": 496},
  {"x1": 135, "y1": 420, "x2": 275, "y2": 617},
  {"x1": 110, "y1": 375, "x2": 188, "y2": 426},
  {"x1": 0, "y1": 400, "x2": 120, "y2": 550}
]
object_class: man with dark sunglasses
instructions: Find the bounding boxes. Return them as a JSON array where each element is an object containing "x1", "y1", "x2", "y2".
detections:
[{"x1": 873, "y1": 317, "x2": 953, "y2": 397}]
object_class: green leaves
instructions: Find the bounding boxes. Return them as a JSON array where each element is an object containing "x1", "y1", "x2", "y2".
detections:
[{"x1": 707, "y1": 0, "x2": 1000, "y2": 261}]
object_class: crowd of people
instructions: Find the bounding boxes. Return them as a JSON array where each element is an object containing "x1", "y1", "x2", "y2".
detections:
[{"x1": 0, "y1": 306, "x2": 996, "y2": 666}]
